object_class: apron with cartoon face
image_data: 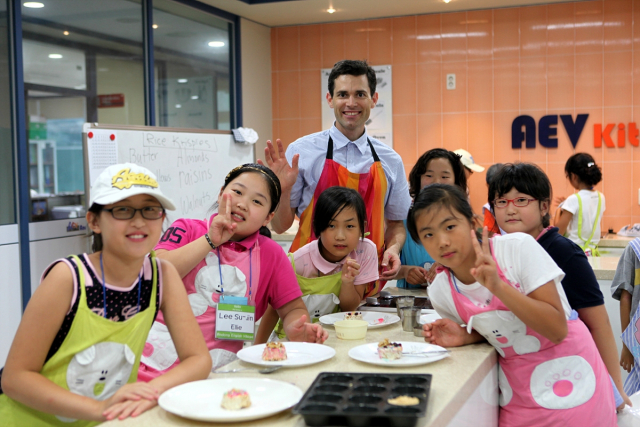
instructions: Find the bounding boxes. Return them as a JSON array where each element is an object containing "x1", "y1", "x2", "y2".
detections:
[
  {"x1": 140, "y1": 239, "x2": 260, "y2": 376},
  {"x1": 442, "y1": 239, "x2": 616, "y2": 427},
  {"x1": 273, "y1": 254, "x2": 342, "y2": 338},
  {"x1": 621, "y1": 238, "x2": 640, "y2": 395},
  {"x1": 289, "y1": 136, "x2": 387, "y2": 298},
  {"x1": 0, "y1": 254, "x2": 158, "y2": 426}
]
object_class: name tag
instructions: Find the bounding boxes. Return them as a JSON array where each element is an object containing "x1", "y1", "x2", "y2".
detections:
[
  {"x1": 220, "y1": 295, "x2": 248, "y2": 305},
  {"x1": 215, "y1": 303, "x2": 256, "y2": 341}
]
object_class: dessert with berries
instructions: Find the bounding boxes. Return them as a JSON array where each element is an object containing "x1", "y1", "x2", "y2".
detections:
[
  {"x1": 344, "y1": 311, "x2": 363, "y2": 321},
  {"x1": 377, "y1": 338, "x2": 403, "y2": 360},
  {"x1": 221, "y1": 388, "x2": 251, "y2": 410},
  {"x1": 261, "y1": 341, "x2": 287, "y2": 361}
]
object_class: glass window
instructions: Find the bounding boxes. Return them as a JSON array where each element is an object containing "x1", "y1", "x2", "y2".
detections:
[
  {"x1": 22, "y1": 0, "x2": 145, "y2": 222},
  {"x1": 0, "y1": 1, "x2": 15, "y2": 225},
  {"x1": 153, "y1": 0, "x2": 233, "y2": 130}
]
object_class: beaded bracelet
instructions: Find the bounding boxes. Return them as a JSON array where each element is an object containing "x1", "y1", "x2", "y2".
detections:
[{"x1": 204, "y1": 233, "x2": 217, "y2": 250}]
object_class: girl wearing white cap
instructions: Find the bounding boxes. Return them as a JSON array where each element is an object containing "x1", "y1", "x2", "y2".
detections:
[
  {"x1": 453, "y1": 148, "x2": 485, "y2": 180},
  {"x1": 0, "y1": 163, "x2": 211, "y2": 426}
]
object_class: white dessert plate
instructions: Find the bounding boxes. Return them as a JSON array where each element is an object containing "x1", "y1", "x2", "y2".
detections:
[
  {"x1": 348, "y1": 341, "x2": 449, "y2": 367},
  {"x1": 319, "y1": 311, "x2": 400, "y2": 329},
  {"x1": 159, "y1": 378, "x2": 303, "y2": 422},
  {"x1": 419, "y1": 312, "x2": 442, "y2": 325},
  {"x1": 237, "y1": 342, "x2": 336, "y2": 367}
]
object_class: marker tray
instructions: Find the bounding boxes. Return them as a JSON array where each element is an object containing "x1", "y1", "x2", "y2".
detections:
[{"x1": 292, "y1": 372, "x2": 431, "y2": 427}]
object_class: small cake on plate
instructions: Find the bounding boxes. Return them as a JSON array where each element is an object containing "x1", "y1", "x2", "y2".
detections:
[
  {"x1": 377, "y1": 338, "x2": 403, "y2": 360},
  {"x1": 262, "y1": 342, "x2": 287, "y2": 361},
  {"x1": 221, "y1": 388, "x2": 251, "y2": 410},
  {"x1": 344, "y1": 311, "x2": 363, "y2": 321}
]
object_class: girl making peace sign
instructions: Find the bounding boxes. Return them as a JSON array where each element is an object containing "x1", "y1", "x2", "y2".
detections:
[
  {"x1": 138, "y1": 163, "x2": 327, "y2": 380},
  {"x1": 410, "y1": 184, "x2": 616, "y2": 426}
]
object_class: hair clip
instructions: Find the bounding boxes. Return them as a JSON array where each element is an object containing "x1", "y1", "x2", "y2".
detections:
[
  {"x1": 225, "y1": 164, "x2": 281, "y2": 200},
  {"x1": 587, "y1": 162, "x2": 595, "y2": 167}
]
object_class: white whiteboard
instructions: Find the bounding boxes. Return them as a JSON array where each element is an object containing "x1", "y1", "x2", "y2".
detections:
[{"x1": 83, "y1": 123, "x2": 254, "y2": 224}]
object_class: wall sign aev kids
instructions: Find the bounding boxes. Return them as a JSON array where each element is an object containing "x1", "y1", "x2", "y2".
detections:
[{"x1": 512, "y1": 114, "x2": 639, "y2": 149}]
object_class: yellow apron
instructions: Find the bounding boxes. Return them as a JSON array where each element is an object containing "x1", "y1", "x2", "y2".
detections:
[
  {"x1": 575, "y1": 191, "x2": 602, "y2": 256},
  {"x1": 274, "y1": 254, "x2": 342, "y2": 338},
  {"x1": 0, "y1": 253, "x2": 158, "y2": 426}
]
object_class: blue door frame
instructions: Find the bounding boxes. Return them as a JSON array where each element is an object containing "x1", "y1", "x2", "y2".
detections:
[{"x1": 10, "y1": 0, "x2": 242, "y2": 310}]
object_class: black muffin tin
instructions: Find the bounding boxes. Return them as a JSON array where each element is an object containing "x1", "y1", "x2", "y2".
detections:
[
  {"x1": 293, "y1": 372, "x2": 431, "y2": 427},
  {"x1": 362, "y1": 296, "x2": 434, "y2": 310}
]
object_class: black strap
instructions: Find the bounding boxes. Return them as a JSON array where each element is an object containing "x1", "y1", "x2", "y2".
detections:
[
  {"x1": 367, "y1": 138, "x2": 380, "y2": 162},
  {"x1": 326, "y1": 136, "x2": 380, "y2": 162}
]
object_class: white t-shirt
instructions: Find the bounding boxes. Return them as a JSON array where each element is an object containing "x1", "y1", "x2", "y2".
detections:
[
  {"x1": 560, "y1": 190, "x2": 605, "y2": 247},
  {"x1": 428, "y1": 233, "x2": 571, "y2": 325}
]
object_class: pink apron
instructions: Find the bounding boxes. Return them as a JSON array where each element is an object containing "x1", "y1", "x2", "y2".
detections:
[
  {"x1": 443, "y1": 240, "x2": 616, "y2": 427},
  {"x1": 138, "y1": 233, "x2": 261, "y2": 380}
]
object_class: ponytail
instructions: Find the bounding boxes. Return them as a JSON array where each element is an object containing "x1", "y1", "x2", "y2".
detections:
[
  {"x1": 565, "y1": 153, "x2": 602, "y2": 187},
  {"x1": 259, "y1": 226, "x2": 272, "y2": 239}
]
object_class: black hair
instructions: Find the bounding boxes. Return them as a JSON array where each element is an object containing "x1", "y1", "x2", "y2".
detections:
[
  {"x1": 328, "y1": 59, "x2": 377, "y2": 97},
  {"x1": 222, "y1": 163, "x2": 281, "y2": 214},
  {"x1": 313, "y1": 186, "x2": 367, "y2": 239},
  {"x1": 259, "y1": 226, "x2": 272, "y2": 239},
  {"x1": 88, "y1": 203, "x2": 104, "y2": 252},
  {"x1": 407, "y1": 184, "x2": 474, "y2": 244},
  {"x1": 485, "y1": 163, "x2": 504, "y2": 186},
  {"x1": 408, "y1": 148, "x2": 468, "y2": 199},
  {"x1": 488, "y1": 163, "x2": 552, "y2": 227},
  {"x1": 564, "y1": 153, "x2": 602, "y2": 187}
]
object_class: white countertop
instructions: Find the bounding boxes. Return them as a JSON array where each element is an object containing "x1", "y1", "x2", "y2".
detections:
[
  {"x1": 99, "y1": 292, "x2": 496, "y2": 427},
  {"x1": 599, "y1": 235, "x2": 634, "y2": 248},
  {"x1": 588, "y1": 256, "x2": 622, "y2": 281}
]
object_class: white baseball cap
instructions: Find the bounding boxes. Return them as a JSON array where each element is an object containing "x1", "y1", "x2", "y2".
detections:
[
  {"x1": 90, "y1": 163, "x2": 176, "y2": 210},
  {"x1": 453, "y1": 149, "x2": 485, "y2": 173}
]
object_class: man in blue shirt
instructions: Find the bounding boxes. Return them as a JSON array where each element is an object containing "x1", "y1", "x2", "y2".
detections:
[{"x1": 261, "y1": 60, "x2": 411, "y2": 287}]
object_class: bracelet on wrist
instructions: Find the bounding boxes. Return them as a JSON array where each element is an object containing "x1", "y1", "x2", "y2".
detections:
[{"x1": 204, "y1": 233, "x2": 217, "y2": 250}]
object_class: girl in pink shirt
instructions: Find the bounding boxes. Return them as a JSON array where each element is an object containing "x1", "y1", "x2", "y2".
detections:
[
  {"x1": 256, "y1": 187, "x2": 379, "y2": 342},
  {"x1": 138, "y1": 164, "x2": 328, "y2": 378}
]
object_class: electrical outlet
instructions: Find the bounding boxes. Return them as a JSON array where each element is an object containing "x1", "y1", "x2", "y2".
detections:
[{"x1": 446, "y1": 74, "x2": 456, "y2": 90}]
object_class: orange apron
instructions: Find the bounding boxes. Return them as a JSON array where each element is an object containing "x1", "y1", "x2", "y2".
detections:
[{"x1": 290, "y1": 136, "x2": 387, "y2": 297}]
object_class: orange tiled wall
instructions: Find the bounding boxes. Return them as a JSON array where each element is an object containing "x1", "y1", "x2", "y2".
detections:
[{"x1": 271, "y1": 0, "x2": 640, "y2": 233}]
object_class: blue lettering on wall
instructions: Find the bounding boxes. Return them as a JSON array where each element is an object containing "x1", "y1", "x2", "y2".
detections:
[
  {"x1": 511, "y1": 115, "x2": 536, "y2": 149},
  {"x1": 560, "y1": 114, "x2": 588, "y2": 148},
  {"x1": 512, "y1": 114, "x2": 589, "y2": 149},
  {"x1": 539, "y1": 115, "x2": 558, "y2": 148}
]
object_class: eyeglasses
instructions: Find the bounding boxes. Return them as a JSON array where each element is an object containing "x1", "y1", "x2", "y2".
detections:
[
  {"x1": 493, "y1": 197, "x2": 537, "y2": 208},
  {"x1": 104, "y1": 206, "x2": 165, "y2": 220}
]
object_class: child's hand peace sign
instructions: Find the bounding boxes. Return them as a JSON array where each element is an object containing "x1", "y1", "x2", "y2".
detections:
[
  {"x1": 469, "y1": 227, "x2": 502, "y2": 293},
  {"x1": 207, "y1": 193, "x2": 237, "y2": 247}
]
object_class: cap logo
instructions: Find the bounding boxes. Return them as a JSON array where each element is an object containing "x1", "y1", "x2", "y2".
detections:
[{"x1": 111, "y1": 168, "x2": 158, "y2": 190}]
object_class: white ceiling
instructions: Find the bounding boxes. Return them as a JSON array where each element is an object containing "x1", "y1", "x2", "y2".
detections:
[{"x1": 200, "y1": 0, "x2": 580, "y2": 27}]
